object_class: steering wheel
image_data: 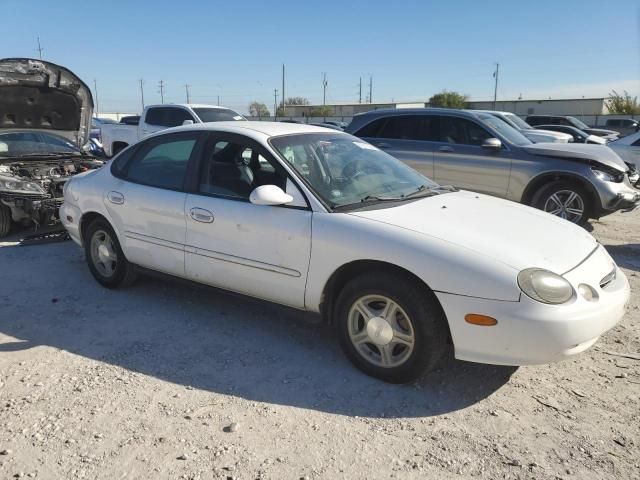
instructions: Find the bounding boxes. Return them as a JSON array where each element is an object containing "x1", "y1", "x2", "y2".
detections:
[{"x1": 342, "y1": 158, "x2": 385, "y2": 179}]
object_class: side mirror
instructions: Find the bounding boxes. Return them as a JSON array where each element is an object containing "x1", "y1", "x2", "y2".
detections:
[
  {"x1": 482, "y1": 138, "x2": 502, "y2": 149},
  {"x1": 249, "y1": 185, "x2": 293, "y2": 206},
  {"x1": 182, "y1": 119, "x2": 194, "y2": 126}
]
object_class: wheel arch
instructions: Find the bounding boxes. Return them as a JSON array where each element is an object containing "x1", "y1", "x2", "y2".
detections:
[
  {"x1": 320, "y1": 259, "x2": 450, "y2": 336},
  {"x1": 521, "y1": 171, "x2": 602, "y2": 212},
  {"x1": 79, "y1": 211, "x2": 111, "y2": 246}
]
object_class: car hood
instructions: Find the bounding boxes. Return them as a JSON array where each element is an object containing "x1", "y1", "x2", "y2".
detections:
[
  {"x1": 349, "y1": 190, "x2": 597, "y2": 273},
  {"x1": 522, "y1": 129, "x2": 571, "y2": 143},
  {"x1": 522, "y1": 142, "x2": 628, "y2": 172},
  {"x1": 0, "y1": 58, "x2": 93, "y2": 147},
  {"x1": 585, "y1": 127, "x2": 618, "y2": 137}
]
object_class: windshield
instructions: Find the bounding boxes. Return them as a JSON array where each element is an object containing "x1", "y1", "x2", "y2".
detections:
[
  {"x1": 567, "y1": 116, "x2": 590, "y2": 130},
  {"x1": 477, "y1": 114, "x2": 532, "y2": 146},
  {"x1": 193, "y1": 108, "x2": 246, "y2": 123},
  {"x1": 270, "y1": 133, "x2": 440, "y2": 209},
  {"x1": 0, "y1": 131, "x2": 81, "y2": 157},
  {"x1": 504, "y1": 114, "x2": 532, "y2": 130}
]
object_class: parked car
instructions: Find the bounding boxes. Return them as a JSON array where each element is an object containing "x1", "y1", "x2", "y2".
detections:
[
  {"x1": 60, "y1": 122, "x2": 630, "y2": 383},
  {"x1": 608, "y1": 131, "x2": 640, "y2": 181},
  {"x1": 533, "y1": 125, "x2": 607, "y2": 145},
  {"x1": 603, "y1": 118, "x2": 639, "y2": 137},
  {"x1": 323, "y1": 120, "x2": 349, "y2": 130},
  {"x1": 0, "y1": 58, "x2": 103, "y2": 237},
  {"x1": 475, "y1": 110, "x2": 572, "y2": 143},
  {"x1": 119, "y1": 115, "x2": 140, "y2": 126},
  {"x1": 525, "y1": 115, "x2": 619, "y2": 139},
  {"x1": 100, "y1": 104, "x2": 246, "y2": 157},
  {"x1": 309, "y1": 122, "x2": 344, "y2": 130},
  {"x1": 346, "y1": 108, "x2": 639, "y2": 225}
]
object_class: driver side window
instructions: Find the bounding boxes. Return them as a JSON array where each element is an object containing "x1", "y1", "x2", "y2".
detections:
[{"x1": 199, "y1": 137, "x2": 287, "y2": 200}]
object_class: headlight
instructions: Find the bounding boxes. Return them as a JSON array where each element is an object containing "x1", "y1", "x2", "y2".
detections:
[
  {"x1": 517, "y1": 268, "x2": 574, "y2": 304},
  {"x1": 592, "y1": 168, "x2": 623, "y2": 183},
  {"x1": 0, "y1": 175, "x2": 46, "y2": 194}
]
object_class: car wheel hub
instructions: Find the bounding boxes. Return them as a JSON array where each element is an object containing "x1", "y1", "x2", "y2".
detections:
[
  {"x1": 544, "y1": 190, "x2": 584, "y2": 223},
  {"x1": 90, "y1": 230, "x2": 118, "y2": 278},
  {"x1": 347, "y1": 294, "x2": 415, "y2": 368}
]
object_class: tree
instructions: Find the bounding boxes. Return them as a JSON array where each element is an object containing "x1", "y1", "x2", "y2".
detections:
[
  {"x1": 309, "y1": 105, "x2": 333, "y2": 117},
  {"x1": 277, "y1": 96, "x2": 311, "y2": 116},
  {"x1": 428, "y1": 90, "x2": 468, "y2": 109},
  {"x1": 605, "y1": 90, "x2": 640, "y2": 114},
  {"x1": 249, "y1": 101, "x2": 270, "y2": 117}
]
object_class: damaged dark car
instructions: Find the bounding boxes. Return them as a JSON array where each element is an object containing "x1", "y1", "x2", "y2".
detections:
[{"x1": 0, "y1": 58, "x2": 103, "y2": 238}]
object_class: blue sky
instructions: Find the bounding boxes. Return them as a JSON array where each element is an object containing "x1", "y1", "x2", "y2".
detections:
[{"x1": 2, "y1": 0, "x2": 639, "y2": 114}]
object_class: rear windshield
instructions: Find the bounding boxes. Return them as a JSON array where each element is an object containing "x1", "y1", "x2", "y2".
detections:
[{"x1": 193, "y1": 108, "x2": 246, "y2": 123}]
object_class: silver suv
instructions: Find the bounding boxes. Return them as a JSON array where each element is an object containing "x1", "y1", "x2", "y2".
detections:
[{"x1": 346, "y1": 108, "x2": 640, "y2": 224}]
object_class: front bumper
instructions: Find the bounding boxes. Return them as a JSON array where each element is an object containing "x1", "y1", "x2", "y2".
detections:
[
  {"x1": 59, "y1": 201, "x2": 82, "y2": 246},
  {"x1": 438, "y1": 245, "x2": 630, "y2": 366}
]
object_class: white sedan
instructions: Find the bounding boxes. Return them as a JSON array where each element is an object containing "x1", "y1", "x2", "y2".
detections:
[{"x1": 60, "y1": 122, "x2": 630, "y2": 383}]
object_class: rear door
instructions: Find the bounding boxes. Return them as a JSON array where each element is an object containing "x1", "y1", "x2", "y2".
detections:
[
  {"x1": 353, "y1": 114, "x2": 436, "y2": 178},
  {"x1": 432, "y1": 115, "x2": 512, "y2": 197},
  {"x1": 105, "y1": 131, "x2": 202, "y2": 276}
]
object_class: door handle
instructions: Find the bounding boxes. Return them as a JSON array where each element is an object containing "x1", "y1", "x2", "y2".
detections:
[
  {"x1": 107, "y1": 191, "x2": 124, "y2": 205},
  {"x1": 375, "y1": 142, "x2": 390, "y2": 149},
  {"x1": 438, "y1": 146, "x2": 454, "y2": 153},
  {"x1": 189, "y1": 207, "x2": 214, "y2": 223}
]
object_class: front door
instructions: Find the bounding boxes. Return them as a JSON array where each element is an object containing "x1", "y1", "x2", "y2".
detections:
[
  {"x1": 432, "y1": 116, "x2": 512, "y2": 197},
  {"x1": 184, "y1": 133, "x2": 312, "y2": 308},
  {"x1": 104, "y1": 132, "x2": 201, "y2": 276}
]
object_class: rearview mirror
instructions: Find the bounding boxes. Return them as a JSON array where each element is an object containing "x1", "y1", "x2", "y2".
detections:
[
  {"x1": 182, "y1": 119, "x2": 194, "y2": 125},
  {"x1": 249, "y1": 185, "x2": 293, "y2": 206},
  {"x1": 482, "y1": 138, "x2": 502, "y2": 149}
]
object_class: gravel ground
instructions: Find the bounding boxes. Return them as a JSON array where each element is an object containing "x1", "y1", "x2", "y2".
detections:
[{"x1": 0, "y1": 211, "x2": 639, "y2": 480}]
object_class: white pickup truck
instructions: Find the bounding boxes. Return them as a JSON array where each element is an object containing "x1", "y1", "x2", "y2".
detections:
[{"x1": 100, "y1": 104, "x2": 246, "y2": 157}]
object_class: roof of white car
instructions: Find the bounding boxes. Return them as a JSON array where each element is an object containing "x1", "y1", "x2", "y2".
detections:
[{"x1": 166, "y1": 121, "x2": 343, "y2": 138}]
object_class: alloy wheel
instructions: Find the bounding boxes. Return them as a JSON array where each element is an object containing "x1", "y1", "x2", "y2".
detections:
[
  {"x1": 90, "y1": 229, "x2": 118, "y2": 278},
  {"x1": 543, "y1": 189, "x2": 585, "y2": 223}
]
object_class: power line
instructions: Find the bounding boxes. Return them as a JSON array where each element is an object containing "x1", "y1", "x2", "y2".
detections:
[
  {"x1": 36, "y1": 36, "x2": 44, "y2": 59},
  {"x1": 158, "y1": 80, "x2": 165, "y2": 104}
]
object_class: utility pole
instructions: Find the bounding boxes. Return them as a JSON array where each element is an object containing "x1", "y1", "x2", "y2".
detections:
[
  {"x1": 217, "y1": 95, "x2": 220, "y2": 105},
  {"x1": 281, "y1": 63, "x2": 285, "y2": 115},
  {"x1": 322, "y1": 73, "x2": 328, "y2": 106},
  {"x1": 359, "y1": 77, "x2": 362, "y2": 104},
  {"x1": 369, "y1": 76, "x2": 373, "y2": 104},
  {"x1": 139, "y1": 79, "x2": 145, "y2": 110},
  {"x1": 492, "y1": 63, "x2": 500, "y2": 110},
  {"x1": 93, "y1": 79, "x2": 99, "y2": 116},
  {"x1": 36, "y1": 36, "x2": 44, "y2": 59},
  {"x1": 158, "y1": 80, "x2": 165, "y2": 104},
  {"x1": 184, "y1": 84, "x2": 190, "y2": 104},
  {"x1": 274, "y1": 89, "x2": 279, "y2": 120}
]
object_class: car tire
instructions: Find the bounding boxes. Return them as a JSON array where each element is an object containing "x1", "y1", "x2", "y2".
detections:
[
  {"x1": 334, "y1": 272, "x2": 449, "y2": 384},
  {"x1": 84, "y1": 218, "x2": 137, "y2": 288},
  {"x1": 531, "y1": 181, "x2": 592, "y2": 225},
  {"x1": 0, "y1": 204, "x2": 11, "y2": 238}
]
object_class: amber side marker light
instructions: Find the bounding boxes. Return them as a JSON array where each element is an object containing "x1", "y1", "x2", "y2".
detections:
[{"x1": 465, "y1": 314, "x2": 498, "y2": 326}]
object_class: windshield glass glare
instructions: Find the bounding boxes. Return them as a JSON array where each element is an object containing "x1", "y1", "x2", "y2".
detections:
[
  {"x1": 567, "y1": 116, "x2": 590, "y2": 130},
  {"x1": 505, "y1": 114, "x2": 533, "y2": 130},
  {"x1": 270, "y1": 133, "x2": 439, "y2": 208}
]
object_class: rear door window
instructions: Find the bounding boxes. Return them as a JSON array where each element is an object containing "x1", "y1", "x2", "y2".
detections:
[{"x1": 377, "y1": 115, "x2": 436, "y2": 141}]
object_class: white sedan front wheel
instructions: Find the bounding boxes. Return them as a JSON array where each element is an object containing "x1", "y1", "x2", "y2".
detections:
[{"x1": 336, "y1": 273, "x2": 449, "y2": 383}]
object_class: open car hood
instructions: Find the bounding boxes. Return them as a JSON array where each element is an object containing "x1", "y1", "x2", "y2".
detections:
[
  {"x1": 522, "y1": 143, "x2": 628, "y2": 172},
  {"x1": 0, "y1": 58, "x2": 93, "y2": 147}
]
